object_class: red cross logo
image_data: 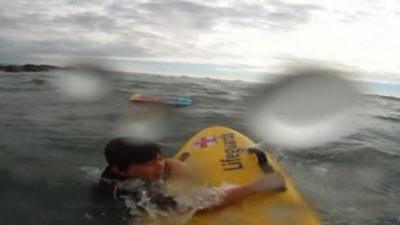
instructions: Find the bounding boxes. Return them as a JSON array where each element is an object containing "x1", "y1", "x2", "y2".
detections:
[{"x1": 193, "y1": 135, "x2": 217, "y2": 148}]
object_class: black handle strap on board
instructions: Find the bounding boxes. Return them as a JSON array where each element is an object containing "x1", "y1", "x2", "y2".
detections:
[{"x1": 247, "y1": 147, "x2": 274, "y2": 173}]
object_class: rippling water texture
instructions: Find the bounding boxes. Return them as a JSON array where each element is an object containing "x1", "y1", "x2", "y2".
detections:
[{"x1": 0, "y1": 71, "x2": 399, "y2": 225}]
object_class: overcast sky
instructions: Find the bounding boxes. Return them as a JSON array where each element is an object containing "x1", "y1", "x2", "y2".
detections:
[{"x1": 1, "y1": 0, "x2": 400, "y2": 82}]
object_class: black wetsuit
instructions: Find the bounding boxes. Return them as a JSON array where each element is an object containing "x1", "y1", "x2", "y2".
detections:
[{"x1": 96, "y1": 166, "x2": 177, "y2": 211}]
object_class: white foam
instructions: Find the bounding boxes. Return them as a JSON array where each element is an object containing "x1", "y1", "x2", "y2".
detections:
[
  {"x1": 78, "y1": 166, "x2": 102, "y2": 182},
  {"x1": 123, "y1": 181, "x2": 236, "y2": 224}
]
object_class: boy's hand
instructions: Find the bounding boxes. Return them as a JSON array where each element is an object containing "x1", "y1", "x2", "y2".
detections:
[{"x1": 250, "y1": 172, "x2": 286, "y2": 193}]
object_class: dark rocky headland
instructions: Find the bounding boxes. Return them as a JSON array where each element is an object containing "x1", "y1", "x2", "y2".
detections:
[{"x1": 0, "y1": 64, "x2": 69, "y2": 72}]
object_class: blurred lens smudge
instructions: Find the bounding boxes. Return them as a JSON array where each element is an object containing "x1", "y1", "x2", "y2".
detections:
[{"x1": 249, "y1": 66, "x2": 364, "y2": 149}]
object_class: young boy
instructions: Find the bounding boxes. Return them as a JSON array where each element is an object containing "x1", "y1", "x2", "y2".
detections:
[{"x1": 97, "y1": 137, "x2": 286, "y2": 214}]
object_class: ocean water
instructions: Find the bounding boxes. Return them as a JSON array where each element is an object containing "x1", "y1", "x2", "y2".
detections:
[{"x1": 0, "y1": 71, "x2": 399, "y2": 225}]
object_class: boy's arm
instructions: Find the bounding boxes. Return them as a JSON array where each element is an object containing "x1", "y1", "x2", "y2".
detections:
[
  {"x1": 165, "y1": 158, "x2": 286, "y2": 213},
  {"x1": 197, "y1": 172, "x2": 286, "y2": 213},
  {"x1": 196, "y1": 184, "x2": 255, "y2": 213},
  {"x1": 165, "y1": 158, "x2": 188, "y2": 177}
]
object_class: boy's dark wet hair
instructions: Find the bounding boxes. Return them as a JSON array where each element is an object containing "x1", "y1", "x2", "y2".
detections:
[{"x1": 105, "y1": 137, "x2": 161, "y2": 171}]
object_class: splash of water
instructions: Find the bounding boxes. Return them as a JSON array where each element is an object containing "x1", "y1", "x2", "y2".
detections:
[
  {"x1": 78, "y1": 166, "x2": 102, "y2": 182},
  {"x1": 121, "y1": 179, "x2": 235, "y2": 225}
]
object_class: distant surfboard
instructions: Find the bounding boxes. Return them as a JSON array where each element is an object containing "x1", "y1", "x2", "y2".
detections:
[{"x1": 130, "y1": 93, "x2": 192, "y2": 106}]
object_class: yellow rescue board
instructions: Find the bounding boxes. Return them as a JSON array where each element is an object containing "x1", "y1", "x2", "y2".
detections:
[{"x1": 170, "y1": 126, "x2": 322, "y2": 225}]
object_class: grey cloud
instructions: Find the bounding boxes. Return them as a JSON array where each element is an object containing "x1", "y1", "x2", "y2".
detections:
[
  {"x1": 0, "y1": 1, "x2": 118, "y2": 34},
  {"x1": 52, "y1": 12, "x2": 118, "y2": 32},
  {"x1": 106, "y1": 0, "x2": 322, "y2": 33},
  {"x1": 64, "y1": 0, "x2": 104, "y2": 7},
  {"x1": 106, "y1": 0, "x2": 218, "y2": 32},
  {"x1": 224, "y1": 0, "x2": 322, "y2": 30},
  {"x1": 336, "y1": 10, "x2": 376, "y2": 23},
  {"x1": 0, "y1": 35, "x2": 152, "y2": 62},
  {"x1": 0, "y1": 0, "x2": 322, "y2": 63},
  {"x1": 0, "y1": 1, "x2": 156, "y2": 60},
  {"x1": 0, "y1": 12, "x2": 52, "y2": 31},
  {"x1": 141, "y1": 0, "x2": 210, "y2": 14},
  {"x1": 138, "y1": 0, "x2": 321, "y2": 30}
]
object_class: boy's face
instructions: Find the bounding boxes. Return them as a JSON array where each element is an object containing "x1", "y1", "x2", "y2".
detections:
[{"x1": 122, "y1": 153, "x2": 166, "y2": 181}]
